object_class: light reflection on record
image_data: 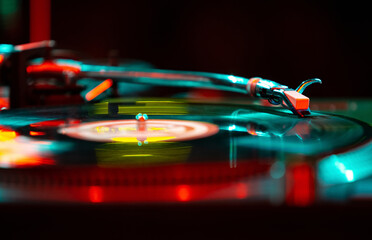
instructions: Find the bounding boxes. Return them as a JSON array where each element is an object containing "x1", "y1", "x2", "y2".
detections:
[{"x1": 59, "y1": 119, "x2": 219, "y2": 142}]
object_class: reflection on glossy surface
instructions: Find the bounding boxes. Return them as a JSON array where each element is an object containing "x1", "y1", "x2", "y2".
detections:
[
  {"x1": 0, "y1": 160, "x2": 272, "y2": 203},
  {"x1": 89, "y1": 186, "x2": 103, "y2": 203},
  {"x1": 0, "y1": 126, "x2": 55, "y2": 168},
  {"x1": 26, "y1": 60, "x2": 81, "y2": 74},
  {"x1": 59, "y1": 119, "x2": 219, "y2": 143},
  {"x1": 176, "y1": 185, "x2": 191, "y2": 202},
  {"x1": 318, "y1": 141, "x2": 372, "y2": 185},
  {"x1": 0, "y1": 99, "x2": 370, "y2": 204},
  {"x1": 226, "y1": 109, "x2": 365, "y2": 155},
  {"x1": 85, "y1": 79, "x2": 113, "y2": 101},
  {"x1": 285, "y1": 163, "x2": 315, "y2": 206}
]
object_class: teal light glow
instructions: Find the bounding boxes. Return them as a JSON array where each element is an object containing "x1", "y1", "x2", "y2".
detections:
[
  {"x1": 221, "y1": 124, "x2": 247, "y2": 132},
  {"x1": 345, "y1": 170, "x2": 354, "y2": 182},
  {"x1": 230, "y1": 110, "x2": 365, "y2": 155},
  {"x1": 0, "y1": 115, "x2": 60, "y2": 127},
  {"x1": 0, "y1": 0, "x2": 19, "y2": 17},
  {"x1": 270, "y1": 161, "x2": 286, "y2": 179},
  {"x1": 257, "y1": 79, "x2": 280, "y2": 89},
  {"x1": 28, "y1": 58, "x2": 82, "y2": 69},
  {"x1": 334, "y1": 160, "x2": 354, "y2": 182},
  {"x1": 318, "y1": 141, "x2": 372, "y2": 185},
  {"x1": 227, "y1": 75, "x2": 245, "y2": 84},
  {"x1": 0, "y1": 44, "x2": 14, "y2": 54}
]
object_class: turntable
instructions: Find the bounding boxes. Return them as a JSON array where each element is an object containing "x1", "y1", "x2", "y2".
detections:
[
  {"x1": 0, "y1": 40, "x2": 371, "y2": 204},
  {"x1": 0, "y1": 40, "x2": 372, "y2": 238}
]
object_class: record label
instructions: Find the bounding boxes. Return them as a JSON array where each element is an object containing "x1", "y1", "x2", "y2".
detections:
[{"x1": 59, "y1": 119, "x2": 219, "y2": 143}]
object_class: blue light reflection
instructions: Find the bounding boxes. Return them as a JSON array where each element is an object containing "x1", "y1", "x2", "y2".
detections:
[{"x1": 318, "y1": 141, "x2": 372, "y2": 185}]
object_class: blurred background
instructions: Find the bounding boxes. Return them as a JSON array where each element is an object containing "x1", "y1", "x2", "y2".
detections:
[{"x1": 0, "y1": 0, "x2": 371, "y2": 97}]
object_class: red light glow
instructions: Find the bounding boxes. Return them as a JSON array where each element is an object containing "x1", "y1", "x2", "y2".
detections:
[
  {"x1": 15, "y1": 41, "x2": 54, "y2": 51},
  {"x1": 89, "y1": 186, "x2": 103, "y2": 203},
  {"x1": 30, "y1": 131, "x2": 46, "y2": 136},
  {"x1": 286, "y1": 163, "x2": 315, "y2": 206},
  {"x1": 236, "y1": 183, "x2": 249, "y2": 199},
  {"x1": 176, "y1": 185, "x2": 191, "y2": 202},
  {"x1": 0, "y1": 160, "x2": 272, "y2": 202},
  {"x1": 0, "y1": 55, "x2": 4, "y2": 64},
  {"x1": 30, "y1": 119, "x2": 80, "y2": 128},
  {"x1": 27, "y1": 61, "x2": 81, "y2": 74},
  {"x1": 0, "y1": 156, "x2": 54, "y2": 168},
  {"x1": 247, "y1": 124, "x2": 258, "y2": 136},
  {"x1": 30, "y1": 0, "x2": 50, "y2": 42},
  {"x1": 85, "y1": 79, "x2": 113, "y2": 101},
  {"x1": 0, "y1": 97, "x2": 9, "y2": 109}
]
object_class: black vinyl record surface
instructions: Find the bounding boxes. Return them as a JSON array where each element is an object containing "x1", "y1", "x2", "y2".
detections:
[{"x1": 0, "y1": 98, "x2": 371, "y2": 204}]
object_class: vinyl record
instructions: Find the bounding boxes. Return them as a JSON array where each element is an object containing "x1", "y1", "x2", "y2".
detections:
[{"x1": 0, "y1": 99, "x2": 371, "y2": 204}]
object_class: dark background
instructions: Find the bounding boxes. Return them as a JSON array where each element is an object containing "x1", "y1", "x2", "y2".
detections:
[
  {"x1": 0, "y1": 2, "x2": 371, "y2": 237},
  {"x1": 1, "y1": 0, "x2": 371, "y2": 97}
]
